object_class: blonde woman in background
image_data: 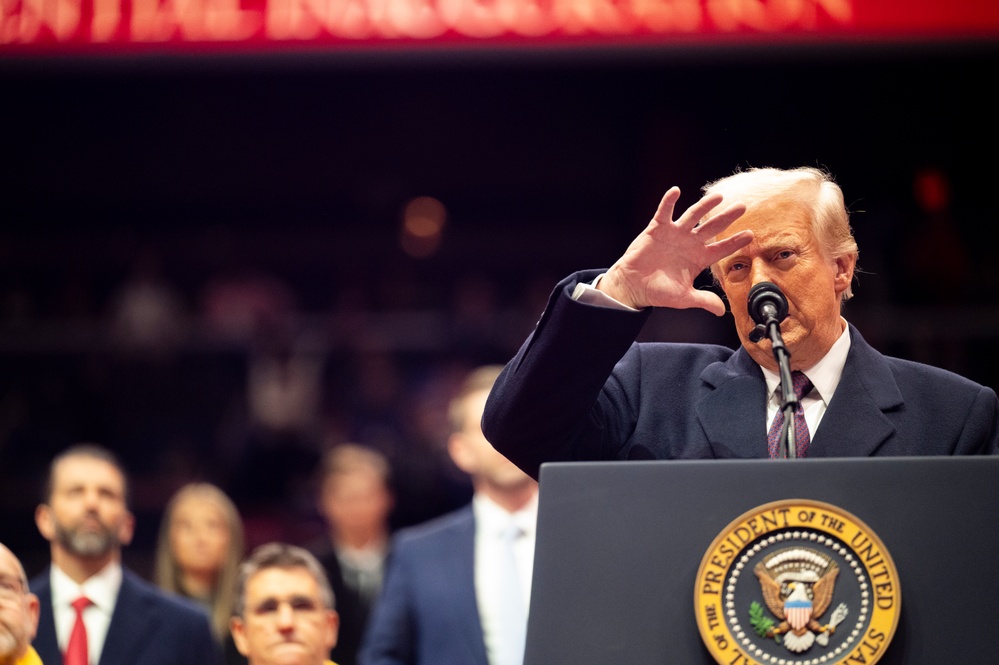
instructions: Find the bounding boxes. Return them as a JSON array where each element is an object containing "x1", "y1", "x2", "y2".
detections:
[{"x1": 155, "y1": 483, "x2": 247, "y2": 665}]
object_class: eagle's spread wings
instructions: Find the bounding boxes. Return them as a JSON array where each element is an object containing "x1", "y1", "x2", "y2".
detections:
[
  {"x1": 754, "y1": 562, "x2": 785, "y2": 619},
  {"x1": 811, "y1": 563, "x2": 840, "y2": 619}
]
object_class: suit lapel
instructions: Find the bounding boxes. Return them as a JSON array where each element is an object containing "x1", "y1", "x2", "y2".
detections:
[
  {"x1": 448, "y1": 510, "x2": 489, "y2": 665},
  {"x1": 696, "y1": 348, "x2": 770, "y2": 458},
  {"x1": 30, "y1": 573, "x2": 63, "y2": 665},
  {"x1": 695, "y1": 325, "x2": 903, "y2": 458},
  {"x1": 808, "y1": 325, "x2": 902, "y2": 457},
  {"x1": 97, "y1": 571, "x2": 155, "y2": 665},
  {"x1": 695, "y1": 325, "x2": 902, "y2": 459}
]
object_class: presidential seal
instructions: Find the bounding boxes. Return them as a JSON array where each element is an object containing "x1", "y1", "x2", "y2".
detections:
[{"x1": 694, "y1": 500, "x2": 900, "y2": 665}]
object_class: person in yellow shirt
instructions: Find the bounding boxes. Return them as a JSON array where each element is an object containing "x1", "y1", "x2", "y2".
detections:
[
  {"x1": 230, "y1": 543, "x2": 339, "y2": 665},
  {"x1": 0, "y1": 543, "x2": 42, "y2": 665}
]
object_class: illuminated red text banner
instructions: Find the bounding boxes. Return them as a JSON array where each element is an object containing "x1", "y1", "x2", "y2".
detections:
[{"x1": 3, "y1": 0, "x2": 999, "y2": 52}]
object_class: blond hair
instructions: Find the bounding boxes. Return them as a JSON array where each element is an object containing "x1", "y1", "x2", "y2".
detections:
[
  {"x1": 154, "y1": 483, "x2": 245, "y2": 642},
  {"x1": 704, "y1": 166, "x2": 859, "y2": 300},
  {"x1": 448, "y1": 365, "x2": 504, "y2": 434}
]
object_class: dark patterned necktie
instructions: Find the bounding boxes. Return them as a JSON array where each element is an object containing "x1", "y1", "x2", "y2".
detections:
[{"x1": 767, "y1": 371, "x2": 813, "y2": 458}]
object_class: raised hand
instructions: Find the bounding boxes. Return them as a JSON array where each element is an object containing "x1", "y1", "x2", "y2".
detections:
[{"x1": 598, "y1": 187, "x2": 751, "y2": 315}]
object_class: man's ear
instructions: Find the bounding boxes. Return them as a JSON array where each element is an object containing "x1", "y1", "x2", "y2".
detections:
[
  {"x1": 117, "y1": 511, "x2": 136, "y2": 547},
  {"x1": 325, "y1": 610, "x2": 339, "y2": 651},
  {"x1": 833, "y1": 253, "x2": 857, "y2": 297},
  {"x1": 447, "y1": 433, "x2": 476, "y2": 475},
  {"x1": 26, "y1": 592, "x2": 40, "y2": 639},
  {"x1": 316, "y1": 479, "x2": 334, "y2": 521},
  {"x1": 230, "y1": 617, "x2": 250, "y2": 657},
  {"x1": 35, "y1": 504, "x2": 55, "y2": 542}
]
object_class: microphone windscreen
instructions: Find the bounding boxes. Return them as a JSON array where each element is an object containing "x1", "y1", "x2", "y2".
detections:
[{"x1": 747, "y1": 282, "x2": 789, "y2": 325}]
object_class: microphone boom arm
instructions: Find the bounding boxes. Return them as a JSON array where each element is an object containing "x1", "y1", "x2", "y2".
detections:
[
  {"x1": 746, "y1": 282, "x2": 799, "y2": 459},
  {"x1": 764, "y1": 314, "x2": 799, "y2": 459}
]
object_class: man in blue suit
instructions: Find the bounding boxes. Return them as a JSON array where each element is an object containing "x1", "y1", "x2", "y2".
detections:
[
  {"x1": 30, "y1": 444, "x2": 220, "y2": 665},
  {"x1": 360, "y1": 366, "x2": 539, "y2": 665},
  {"x1": 483, "y1": 167, "x2": 998, "y2": 477}
]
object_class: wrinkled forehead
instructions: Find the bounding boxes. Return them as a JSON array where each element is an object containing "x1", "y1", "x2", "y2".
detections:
[
  {"x1": 711, "y1": 196, "x2": 815, "y2": 244},
  {"x1": 248, "y1": 566, "x2": 319, "y2": 595}
]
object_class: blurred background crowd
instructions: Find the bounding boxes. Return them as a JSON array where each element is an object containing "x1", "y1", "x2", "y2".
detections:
[{"x1": 2, "y1": 38, "x2": 998, "y2": 654}]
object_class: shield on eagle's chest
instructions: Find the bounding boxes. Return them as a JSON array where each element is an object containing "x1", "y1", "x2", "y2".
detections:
[{"x1": 785, "y1": 597, "x2": 812, "y2": 631}]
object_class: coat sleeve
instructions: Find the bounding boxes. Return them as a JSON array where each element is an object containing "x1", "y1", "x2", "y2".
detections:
[
  {"x1": 957, "y1": 384, "x2": 999, "y2": 455},
  {"x1": 481, "y1": 270, "x2": 651, "y2": 479}
]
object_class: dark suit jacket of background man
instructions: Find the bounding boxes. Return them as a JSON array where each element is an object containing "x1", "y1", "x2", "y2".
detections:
[
  {"x1": 358, "y1": 506, "x2": 488, "y2": 665},
  {"x1": 483, "y1": 270, "x2": 999, "y2": 479},
  {"x1": 311, "y1": 543, "x2": 388, "y2": 665},
  {"x1": 31, "y1": 567, "x2": 221, "y2": 665}
]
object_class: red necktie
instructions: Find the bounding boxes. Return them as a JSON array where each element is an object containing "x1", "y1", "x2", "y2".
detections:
[
  {"x1": 767, "y1": 371, "x2": 813, "y2": 458},
  {"x1": 65, "y1": 596, "x2": 92, "y2": 665}
]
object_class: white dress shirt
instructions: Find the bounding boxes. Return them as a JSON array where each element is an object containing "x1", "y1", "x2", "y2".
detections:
[
  {"x1": 49, "y1": 562, "x2": 123, "y2": 665},
  {"x1": 473, "y1": 492, "x2": 538, "y2": 665},
  {"x1": 762, "y1": 322, "x2": 851, "y2": 436},
  {"x1": 335, "y1": 542, "x2": 389, "y2": 605}
]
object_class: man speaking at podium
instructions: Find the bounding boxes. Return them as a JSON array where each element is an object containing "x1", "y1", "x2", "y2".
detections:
[{"x1": 482, "y1": 167, "x2": 998, "y2": 479}]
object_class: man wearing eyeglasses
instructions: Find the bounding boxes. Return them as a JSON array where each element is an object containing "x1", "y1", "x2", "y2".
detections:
[
  {"x1": 0, "y1": 543, "x2": 41, "y2": 665},
  {"x1": 230, "y1": 543, "x2": 339, "y2": 665}
]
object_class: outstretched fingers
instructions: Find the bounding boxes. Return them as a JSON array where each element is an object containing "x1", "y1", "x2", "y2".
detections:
[
  {"x1": 651, "y1": 187, "x2": 682, "y2": 225},
  {"x1": 674, "y1": 192, "x2": 727, "y2": 231},
  {"x1": 705, "y1": 228, "x2": 754, "y2": 263},
  {"x1": 614, "y1": 186, "x2": 753, "y2": 315},
  {"x1": 693, "y1": 201, "x2": 748, "y2": 238}
]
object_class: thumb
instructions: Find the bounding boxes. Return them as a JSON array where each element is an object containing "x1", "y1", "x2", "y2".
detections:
[{"x1": 685, "y1": 289, "x2": 728, "y2": 317}]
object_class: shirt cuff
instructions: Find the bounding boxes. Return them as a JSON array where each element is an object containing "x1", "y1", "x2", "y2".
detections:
[{"x1": 571, "y1": 275, "x2": 640, "y2": 312}]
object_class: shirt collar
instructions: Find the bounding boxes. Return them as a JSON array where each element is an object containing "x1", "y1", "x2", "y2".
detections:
[
  {"x1": 472, "y1": 491, "x2": 539, "y2": 539},
  {"x1": 761, "y1": 319, "x2": 851, "y2": 405},
  {"x1": 336, "y1": 543, "x2": 388, "y2": 570},
  {"x1": 50, "y1": 560, "x2": 123, "y2": 616}
]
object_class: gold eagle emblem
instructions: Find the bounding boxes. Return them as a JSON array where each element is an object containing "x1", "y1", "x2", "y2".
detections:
[{"x1": 752, "y1": 546, "x2": 846, "y2": 653}]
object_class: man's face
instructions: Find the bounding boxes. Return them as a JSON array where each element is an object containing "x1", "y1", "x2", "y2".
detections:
[
  {"x1": 449, "y1": 389, "x2": 535, "y2": 491},
  {"x1": 320, "y1": 470, "x2": 393, "y2": 540},
  {"x1": 0, "y1": 545, "x2": 39, "y2": 665},
  {"x1": 714, "y1": 198, "x2": 855, "y2": 372},
  {"x1": 231, "y1": 567, "x2": 338, "y2": 665},
  {"x1": 35, "y1": 455, "x2": 134, "y2": 559}
]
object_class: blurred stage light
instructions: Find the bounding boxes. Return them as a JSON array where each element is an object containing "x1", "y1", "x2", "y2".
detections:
[{"x1": 400, "y1": 195, "x2": 446, "y2": 258}]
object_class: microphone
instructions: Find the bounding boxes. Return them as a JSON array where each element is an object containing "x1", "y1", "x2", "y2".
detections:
[
  {"x1": 747, "y1": 282, "x2": 788, "y2": 343},
  {"x1": 745, "y1": 281, "x2": 798, "y2": 458}
]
